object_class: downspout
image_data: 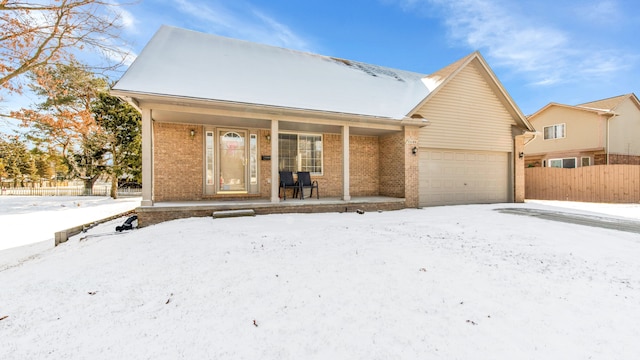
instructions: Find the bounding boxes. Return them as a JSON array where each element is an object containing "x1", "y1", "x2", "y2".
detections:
[
  {"x1": 607, "y1": 115, "x2": 610, "y2": 164},
  {"x1": 605, "y1": 113, "x2": 618, "y2": 165},
  {"x1": 512, "y1": 127, "x2": 537, "y2": 203},
  {"x1": 523, "y1": 131, "x2": 539, "y2": 146}
]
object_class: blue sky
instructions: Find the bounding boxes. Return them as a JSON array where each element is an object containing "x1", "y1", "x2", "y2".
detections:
[{"x1": 3, "y1": 0, "x2": 640, "y2": 119}]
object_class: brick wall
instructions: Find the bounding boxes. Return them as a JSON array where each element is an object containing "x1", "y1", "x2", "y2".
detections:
[
  {"x1": 154, "y1": 123, "x2": 203, "y2": 201},
  {"x1": 514, "y1": 135, "x2": 525, "y2": 202},
  {"x1": 595, "y1": 153, "x2": 640, "y2": 165},
  {"x1": 259, "y1": 129, "x2": 272, "y2": 198},
  {"x1": 137, "y1": 200, "x2": 405, "y2": 227},
  {"x1": 153, "y1": 124, "x2": 391, "y2": 201},
  {"x1": 379, "y1": 132, "x2": 405, "y2": 198},
  {"x1": 349, "y1": 135, "x2": 379, "y2": 196},
  {"x1": 272, "y1": 133, "x2": 380, "y2": 198},
  {"x1": 403, "y1": 127, "x2": 420, "y2": 207},
  {"x1": 319, "y1": 133, "x2": 343, "y2": 197}
]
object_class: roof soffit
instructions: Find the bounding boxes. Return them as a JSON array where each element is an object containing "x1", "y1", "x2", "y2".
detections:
[{"x1": 113, "y1": 90, "x2": 416, "y2": 131}]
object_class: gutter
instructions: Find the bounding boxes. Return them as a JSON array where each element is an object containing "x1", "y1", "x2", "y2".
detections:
[
  {"x1": 513, "y1": 129, "x2": 538, "y2": 160},
  {"x1": 523, "y1": 131, "x2": 540, "y2": 146},
  {"x1": 400, "y1": 117, "x2": 430, "y2": 127},
  {"x1": 512, "y1": 126, "x2": 539, "y2": 144},
  {"x1": 110, "y1": 89, "x2": 428, "y2": 127}
]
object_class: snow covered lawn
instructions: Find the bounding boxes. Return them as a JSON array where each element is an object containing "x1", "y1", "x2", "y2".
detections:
[
  {"x1": 0, "y1": 195, "x2": 140, "y2": 252},
  {"x1": 1, "y1": 200, "x2": 639, "y2": 359}
]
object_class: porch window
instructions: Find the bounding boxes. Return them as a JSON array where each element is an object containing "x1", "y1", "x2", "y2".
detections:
[
  {"x1": 543, "y1": 124, "x2": 565, "y2": 140},
  {"x1": 549, "y1": 157, "x2": 576, "y2": 168},
  {"x1": 278, "y1": 133, "x2": 323, "y2": 174},
  {"x1": 205, "y1": 131, "x2": 215, "y2": 185}
]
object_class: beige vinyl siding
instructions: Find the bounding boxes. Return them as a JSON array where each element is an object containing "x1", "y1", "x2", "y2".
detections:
[
  {"x1": 526, "y1": 106, "x2": 605, "y2": 155},
  {"x1": 416, "y1": 60, "x2": 516, "y2": 152},
  {"x1": 608, "y1": 98, "x2": 640, "y2": 156}
]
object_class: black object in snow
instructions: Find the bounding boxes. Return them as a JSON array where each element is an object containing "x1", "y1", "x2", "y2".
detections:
[{"x1": 116, "y1": 215, "x2": 138, "y2": 232}]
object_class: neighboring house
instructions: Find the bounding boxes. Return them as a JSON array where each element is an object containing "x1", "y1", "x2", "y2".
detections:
[
  {"x1": 111, "y1": 25, "x2": 534, "y2": 217},
  {"x1": 524, "y1": 93, "x2": 640, "y2": 168}
]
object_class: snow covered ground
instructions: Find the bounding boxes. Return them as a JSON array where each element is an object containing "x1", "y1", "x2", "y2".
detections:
[
  {"x1": 1, "y1": 198, "x2": 639, "y2": 359},
  {"x1": 0, "y1": 195, "x2": 140, "y2": 252}
]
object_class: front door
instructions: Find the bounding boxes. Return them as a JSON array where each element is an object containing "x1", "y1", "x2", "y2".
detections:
[{"x1": 218, "y1": 130, "x2": 247, "y2": 193}]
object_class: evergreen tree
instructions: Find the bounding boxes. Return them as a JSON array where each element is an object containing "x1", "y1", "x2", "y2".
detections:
[
  {"x1": 30, "y1": 147, "x2": 56, "y2": 185},
  {"x1": 12, "y1": 62, "x2": 110, "y2": 192},
  {"x1": 68, "y1": 131, "x2": 109, "y2": 194},
  {"x1": 92, "y1": 92, "x2": 141, "y2": 198},
  {"x1": 0, "y1": 137, "x2": 37, "y2": 186}
]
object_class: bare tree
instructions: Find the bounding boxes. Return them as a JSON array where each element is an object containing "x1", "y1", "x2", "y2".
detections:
[{"x1": 0, "y1": 0, "x2": 132, "y2": 94}]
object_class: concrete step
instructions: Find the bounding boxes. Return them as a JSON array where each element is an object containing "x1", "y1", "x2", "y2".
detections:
[{"x1": 212, "y1": 209, "x2": 256, "y2": 219}]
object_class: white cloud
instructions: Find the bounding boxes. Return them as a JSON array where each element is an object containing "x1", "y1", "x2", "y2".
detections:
[
  {"x1": 102, "y1": 0, "x2": 139, "y2": 36},
  {"x1": 172, "y1": 0, "x2": 235, "y2": 31},
  {"x1": 250, "y1": 10, "x2": 312, "y2": 52},
  {"x1": 575, "y1": 0, "x2": 622, "y2": 23},
  {"x1": 169, "y1": 0, "x2": 313, "y2": 52},
  {"x1": 393, "y1": 0, "x2": 632, "y2": 86},
  {"x1": 117, "y1": 7, "x2": 137, "y2": 32},
  {"x1": 101, "y1": 44, "x2": 137, "y2": 67}
]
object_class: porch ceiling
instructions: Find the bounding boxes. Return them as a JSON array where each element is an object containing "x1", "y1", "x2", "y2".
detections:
[{"x1": 151, "y1": 109, "x2": 400, "y2": 136}]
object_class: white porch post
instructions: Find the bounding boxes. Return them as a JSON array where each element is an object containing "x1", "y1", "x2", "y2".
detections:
[
  {"x1": 342, "y1": 125, "x2": 351, "y2": 201},
  {"x1": 271, "y1": 120, "x2": 280, "y2": 203},
  {"x1": 141, "y1": 108, "x2": 154, "y2": 206}
]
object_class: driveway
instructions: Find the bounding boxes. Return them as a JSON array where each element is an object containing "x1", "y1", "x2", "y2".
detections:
[{"x1": 497, "y1": 207, "x2": 640, "y2": 234}]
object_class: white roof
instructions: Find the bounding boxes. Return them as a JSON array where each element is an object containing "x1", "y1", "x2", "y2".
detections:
[{"x1": 113, "y1": 26, "x2": 430, "y2": 120}]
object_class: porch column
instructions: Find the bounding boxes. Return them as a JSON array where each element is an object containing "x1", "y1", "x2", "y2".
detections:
[
  {"x1": 342, "y1": 125, "x2": 351, "y2": 201},
  {"x1": 271, "y1": 119, "x2": 280, "y2": 203},
  {"x1": 141, "y1": 108, "x2": 153, "y2": 206}
]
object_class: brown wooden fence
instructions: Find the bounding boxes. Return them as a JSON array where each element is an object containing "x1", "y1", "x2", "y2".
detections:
[{"x1": 525, "y1": 165, "x2": 640, "y2": 203}]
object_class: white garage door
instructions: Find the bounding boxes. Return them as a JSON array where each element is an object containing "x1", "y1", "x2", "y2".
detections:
[{"x1": 419, "y1": 149, "x2": 510, "y2": 206}]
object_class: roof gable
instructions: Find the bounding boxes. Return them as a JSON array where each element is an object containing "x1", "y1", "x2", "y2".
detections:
[
  {"x1": 408, "y1": 52, "x2": 533, "y2": 131},
  {"x1": 528, "y1": 102, "x2": 614, "y2": 121},
  {"x1": 419, "y1": 52, "x2": 475, "y2": 92},
  {"x1": 530, "y1": 93, "x2": 639, "y2": 120},
  {"x1": 577, "y1": 94, "x2": 635, "y2": 111},
  {"x1": 113, "y1": 26, "x2": 430, "y2": 120}
]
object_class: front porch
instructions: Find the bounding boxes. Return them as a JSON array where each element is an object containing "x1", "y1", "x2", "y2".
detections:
[{"x1": 136, "y1": 196, "x2": 407, "y2": 227}]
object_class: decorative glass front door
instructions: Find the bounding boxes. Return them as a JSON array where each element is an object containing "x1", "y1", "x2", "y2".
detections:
[{"x1": 219, "y1": 130, "x2": 247, "y2": 193}]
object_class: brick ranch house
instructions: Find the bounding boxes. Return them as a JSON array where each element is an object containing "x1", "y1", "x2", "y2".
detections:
[{"x1": 111, "y1": 26, "x2": 535, "y2": 225}]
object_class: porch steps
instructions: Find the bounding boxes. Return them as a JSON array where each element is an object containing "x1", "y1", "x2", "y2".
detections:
[
  {"x1": 212, "y1": 209, "x2": 256, "y2": 219},
  {"x1": 136, "y1": 197, "x2": 406, "y2": 227}
]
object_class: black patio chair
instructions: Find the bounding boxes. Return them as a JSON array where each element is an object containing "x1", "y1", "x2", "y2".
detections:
[
  {"x1": 296, "y1": 171, "x2": 319, "y2": 200},
  {"x1": 279, "y1": 171, "x2": 298, "y2": 200}
]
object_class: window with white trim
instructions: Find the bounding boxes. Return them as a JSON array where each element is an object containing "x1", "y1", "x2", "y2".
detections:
[
  {"x1": 581, "y1": 157, "x2": 591, "y2": 167},
  {"x1": 549, "y1": 157, "x2": 576, "y2": 168},
  {"x1": 205, "y1": 131, "x2": 215, "y2": 185},
  {"x1": 278, "y1": 133, "x2": 323, "y2": 174},
  {"x1": 544, "y1": 124, "x2": 566, "y2": 140}
]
